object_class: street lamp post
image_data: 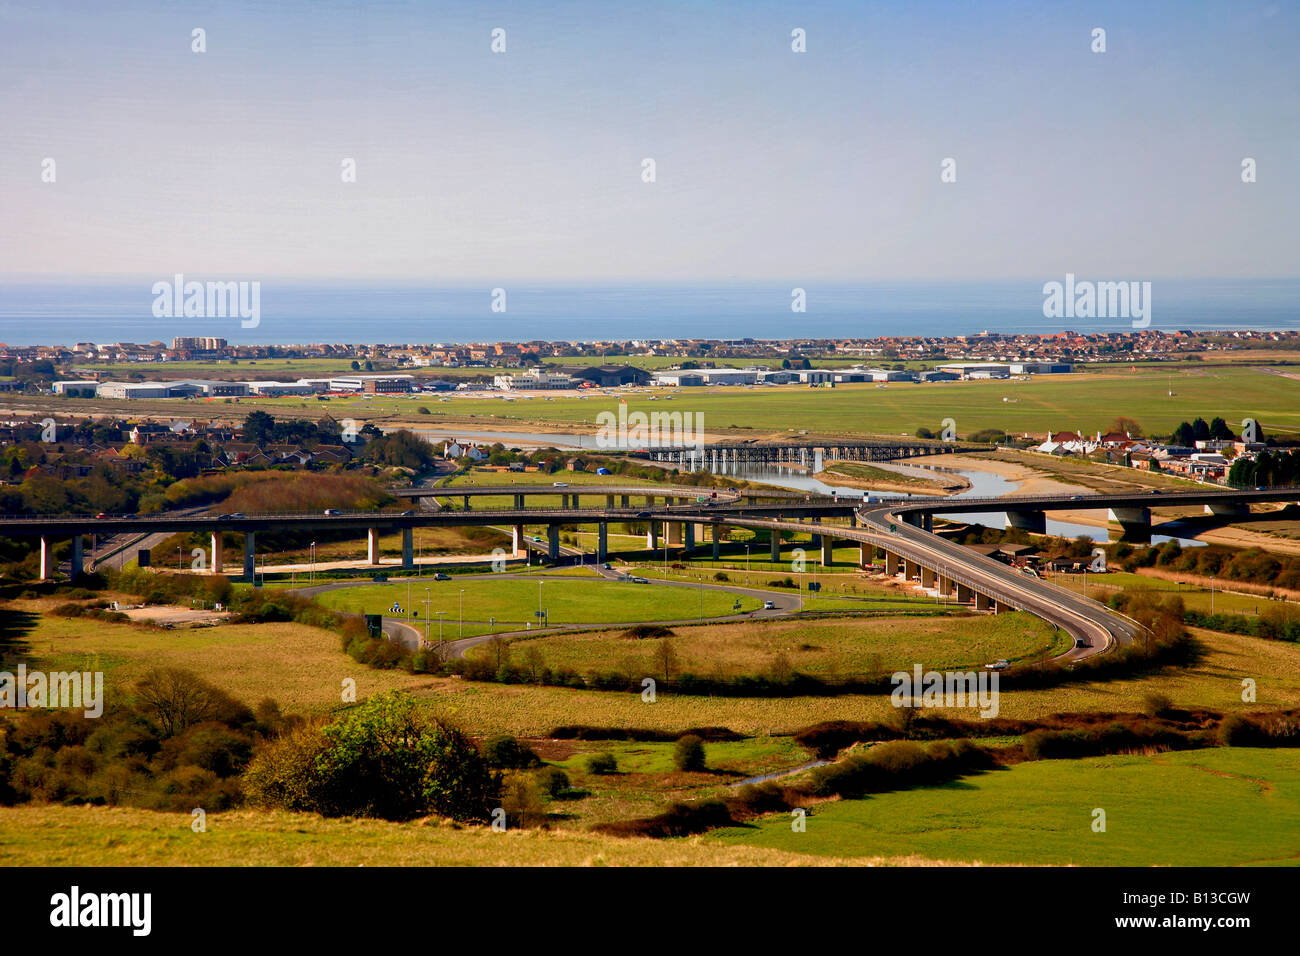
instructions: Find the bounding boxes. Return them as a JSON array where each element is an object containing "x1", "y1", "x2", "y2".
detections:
[
  {"x1": 459, "y1": 588, "x2": 464, "y2": 638},
  {"x1": 310, "y1": 541, "x2": 316, "y2": 585},
  {"x1": 423, "y1": 587, "x2": 432, "y2": 646}
]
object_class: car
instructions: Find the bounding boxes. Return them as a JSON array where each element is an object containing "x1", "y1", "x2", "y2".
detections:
[
  {"x1": 371, "y1": 574, "x2": 388, "y2": 583},
  {"x1": 94, "y1": 512, "x2": 108, "y2": 519},
  {"x1": 635, "y1": 511, "x2": 652, "y2": 519},
  {"x1": 230, "y1": 513, "x2": 245, "y2": 518},
  {"x1": 630, "y1": 576, "x2": 649, "y2": 584},
  {"x1": 323, "y1": 509, "x2": 341, "y2": 515},
  {"x1": 762, "y1": 601, "x2": 776, "y2": 610},
  {"x1": 1074, "y1": 638, "x2": 1090, "y2": 648},
  {"x1": 1148, "y1": 489, "x2": 1162, "y2": 495},
  {"x1": 217, "y1": 514, "x2": 233, "y2": 520},
  {"x1": 552, "y1": 482, "x2": 568, "y2": 487},
  {"x1": 985, "y1": 661, "x2": 1009, "y2": 671},
  {"x1": 433, "y1": 573, "x2": 451, "y2": 581},
  {"x1": 532, "y1": 536, "x2": 543, "y2": 543},
  {"x1": 602, "y1": 563, "x2": 612, "y2": 570},
  {"x1": 399, "y1": 510, "x2": 414, "y2": 516},
  {"x1": 1070, "y1": 495, "x2": 1082, "y2": 500}
]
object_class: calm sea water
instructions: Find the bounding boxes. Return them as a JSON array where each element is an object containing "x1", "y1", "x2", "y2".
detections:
[{"x1": 0, "y1": 278, "x2": 1295, "y2": 346}]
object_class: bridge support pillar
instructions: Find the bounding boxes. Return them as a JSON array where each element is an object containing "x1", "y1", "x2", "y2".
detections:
[
  {"x1": 597, "y1": 522, "x2": 608, "y2": 563},
  {"x1": 243, "y1": 532, "x2": 256, "y2": 581},
  {"x1": 769, "y1": 531, "x2": 781, "y2": 563},
  {"x1": 821, "y1": 535, "x2": 834, "y2": 567},
  {"x1": 620, "y1": 495, "x2": 630, "y2": 508},
  {"x1": 514, "y1": 494, "x2": 524, "y2": 509},
  {"x1": 1204, "y1": 501, "x2": 1250, "y2": 517},
  {"x1": 646, "y1": 522, "x2": 658, "y2": 551},
  {"x1": 921, "y1": 513, "x2": 932, "y2": 533},
  {"x1": 401, "y1": 528, "x2": 414, "y2": 569},
  {"x1": 211, "y1": 533, "x2": 224, "y2": 575},
  {"x1": 938, "y1": 574, "x2": 952, "y2": 597},
  {"x1": 367, "y1": 528, "x2": 382, "y2": 565},
  {"x1": 712, "y1": 527, "x2": 721, "y2": 560},
  {"x1": 547, "y1": 525, "x2": 560, "y2": 561},
  {"x1": 956, "y1": 583, "x2": 973, "y2": 604},
  {"x1": 512, "y1": 525, "x2": 525, "y2": 557},
  {"x1": 992, "y1": 599, "x2": 1011, "y2": 614},
  {"x1": 645, "y1": 495, "x2": 655, "y2": 508},
  {"x1": 463, "y1": 495, "x2": 471, "y2": 511},
  {"x1": 975, "y1": 592, "x2": 991, "y2": 611},
  {"x1": 69, "y1": 535, "x2": 84, "y2": 579},
  {"x1": 1107, "y1": 506, "x2": 1152, "y2": 533},
  {"x1": 850, "y1": 513, "x2": 857, "y2": 528},
  {"x1": 885, "y1": 551, "x2": 900, "y2": 576},
  {"x1": 1005, "y1": 510, "x2": 1047, "y2": 534},
  {"x1": 859, "y1": 541, "x2": 870, "y2": 566},
  {"x1": 903, "y1": 559, "x2": 920, "y2": 581},
  {"x1": 921, "y1": 566, "x2": 936, "y2": 588},
  {"x1": 684, "y1": 523, "x2": 695, "y2": 550},
  {"x1": 38, "y1": 537, "x2": 57, "y2": 581},
  {"x1": 665, "y1": 521, "x2": 683, "y2": 547},
  {"x1": 606, "y1": 494, "x2": 615, "y2": 508}
]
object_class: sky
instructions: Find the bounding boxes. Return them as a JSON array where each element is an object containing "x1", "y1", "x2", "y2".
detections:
[{"x1": 1, "y1": 0, "x2": 1297, "y2": 282}]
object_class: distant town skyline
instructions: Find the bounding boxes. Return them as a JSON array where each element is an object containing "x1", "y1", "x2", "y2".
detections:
[{"x1": 2, "y1": 1, "x2": 1298, "y2": 282}]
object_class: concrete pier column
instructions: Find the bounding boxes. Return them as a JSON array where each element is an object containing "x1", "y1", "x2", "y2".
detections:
[
  {"x1": 644, "y1": 495, "x2": 655, "y2": 507},
  {"x1": 597, "y1": 522, "x2": 608, "y2": 563},
  {"x1": 712, "y1": 527, "x2": 721, "y2": 560},
  {"x1": 975, "y1": 592, "x2": 991, "y2": 611},
  {"x1": 243, "y1": 532, "x2": 256, "y2": 581},
  {"x1": 606, "y1": 494, "x2": 615, "y2": 508},
  {"x1": 514, "y1": 493, "x2": 524, "y2": 509},
  {"x1": 885, "y1": 551, "x2": 900, "y2": 576},
  {"x1": 821, "y1": 535, "x2": 834, "y2": 566},
  {"x1": 992, "y1": 600, "x2": 1011, "y2": 614},
  {"x1": 1204, "y1": 501, "x2": 1249, "y2": 517},
  {"x1": 547, "y1": 525, "x2": 560, "y2": 561},
  {"x1": 367, "y1": 528, "x2": 382, "y2": 565},
  {"x1": 620, "y1": 495, "x2": 630, "y2": 507},
  {"x1": 956, "y1": 582, "x2": 973, "y2": 604},
  {"x1": 1005, "y1": 510, "x2": 1046, "y2": 534},
  {"x1": 683, "y1": 523, "x2": 695, "y2": 550},
  {"x1": 859, "y1": 541, "x2": 871, "y2": 566},
  {"x1": 1107, "y1": 506, "x2": 1152, "y2": 532},
  {"x1": 938, "y1": 573, "x2": 952, "y2": 596},
  {"x1": 211, "y1": 533, "x2": 224, "y2": 574},
  {"x1": 70, "y1": 535, "x2": 84, "y2": 579},
  {"x1": 401, "y1": 527, "x2": 414, "y2": 569},
  {"x1": 646, "y1": 522, "x2": 658, "y2": 551},
  {"x1": 665, "y1": 521, "x2": 683, "y2": 546},
  {"x1": 921, "y1": 566, "x2": 936, "y2": 588},
  {"x1": 512, "y1": 524, "x2": 525, "y2": 557},
  {"x1": 463, "y1": 495, "x2": 471, "y2": 510},
  {"x1": 904, "y1": 559, "x2": 920, "y2": 581},
  {"x1": 38, "y1": 537, "x2": 56, "y2": 581},
  {"x1": 769, "y1": 531, "x2": 781, "y2": 562}
]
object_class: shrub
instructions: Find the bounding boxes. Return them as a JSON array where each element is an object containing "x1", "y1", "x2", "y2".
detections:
[
  {"x1": 481, "y1": 735, "x2": 541, "y2": 770},
  {"x1": 243, "y1": 692, "x2": 498, "y2": 821},
  {"x1": 1142, "y1": 692, "x2": 1174, "y2": 718},
  {"x1": 534, "y1": 766, "x2": 571, "y2": 798},
  {"x1": 584, "y1": 751, "x2": 618, "y2": 775},
  {"x1": 623, "y1": 624, "x2": 675, "y2": 640},
  {"x1": 673, "y1": 734, "x2": 706, "y2": 772}
]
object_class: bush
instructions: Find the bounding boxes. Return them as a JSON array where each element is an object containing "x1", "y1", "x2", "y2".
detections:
[
  {"x1": 584, "y1": 751, "x2": 618, "y2": 775},
  {"x1": 1142, "y1": 692, "x2": 1174, "y2": 718},
  {"x1": 534, "y1": 766, "x2": 571, "y2": 798},
  {"x1": 481, "y1": 734, "x2": 541, "y2": 770},
  {"x1": 673, "y1": 734, "x2": 706, "y2": 772},
  {"x1": 243, "y1": 692, "x2": 498, "y2": 821}
]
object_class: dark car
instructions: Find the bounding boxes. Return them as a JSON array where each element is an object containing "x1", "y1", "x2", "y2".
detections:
[
  {"x1": 433, "y1": 573, "x2": 451, "y2": 581},
  {"x1": 635, "y1": 511, "x2": 652, "y2": 518}
]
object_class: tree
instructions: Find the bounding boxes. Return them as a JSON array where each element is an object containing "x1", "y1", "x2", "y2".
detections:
[
  {"x1": 1109, "y1": 416, "x2": 1143, "y2": 437},
  {"x1": 135, "y1": 668, "x2": 250, "y2": 738},
  {"x1": 1208, "y1": 417, "x2": 1233, "y2": 441},
  {"x1": 673, "y1": 735, "x2": 706, "y2": 772},
  {"x1": 350, "y1": 360, "x2": 361, "y2": 371},
  {"x1": 243, "y1": 410, "x2": 275, "y2": 446},
  {"x1": 653, "y1": 639, "x2": 678, "y2": 683}
]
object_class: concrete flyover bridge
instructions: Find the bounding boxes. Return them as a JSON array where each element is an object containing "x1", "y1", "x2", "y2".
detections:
[
  {"x1": 0, "y1": 495, "x2": 853, "y2": 582},
  {"x1": 895, "y1": 486, "x2": 1300, "y2": 536},
  {"x1": 389, "y1": 482, "x2": 802, "y2": 511},
  {"x1": 640, "y1": 439, "x2": 990, "y2": 471},
  {"x1": 713, "y1": 511, "x2": 1139, "y2": 663}
]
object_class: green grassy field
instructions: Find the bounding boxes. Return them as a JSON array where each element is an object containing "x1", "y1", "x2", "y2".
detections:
[
  {"x1": 390, "y1": 365, "x2": 1300, "y2": 440},
  {"x1": 480, "y1": 612, "x2": 1064, "y2": 678},
  {"x1": 707, "y1": 748, "x2": 1300, "y2": 866},
  {"x1": 311, "y1": 576, "x2": 764, "y2": 628}
]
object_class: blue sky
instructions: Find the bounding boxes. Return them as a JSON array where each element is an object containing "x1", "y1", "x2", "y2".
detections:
[{"x1": 1, "y1": 0, "x2": 1297, "y2": 281}]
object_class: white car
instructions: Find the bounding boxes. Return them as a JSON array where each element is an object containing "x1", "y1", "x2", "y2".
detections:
[{"x1": 762, "y1": 601, "x2": 776, "y2": 610}]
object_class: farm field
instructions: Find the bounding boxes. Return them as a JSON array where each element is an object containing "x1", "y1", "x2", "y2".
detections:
[{"x1": 706, "y1": 748, "x2": 1300, "y2": 866}]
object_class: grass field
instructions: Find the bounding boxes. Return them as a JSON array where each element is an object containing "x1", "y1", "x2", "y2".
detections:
[
  {"x1": 311, "y1": 576, "x2": 764, "y2": 628},
  {"x1": 0, "y1": 805, "x2": 912, "y2": 866},
  {"x1": 706, "y1": 748, "x2": 1300, "y2": 866},
  {"x1": 383, "y1": 365, "x2": 1300, "y2": 441},
  {"x1": 477, "y1": 612, "x2": 1064, "y2": 678},
  {"x1": 33, "y1": 363, "x2": 1300, "y2": 442}
]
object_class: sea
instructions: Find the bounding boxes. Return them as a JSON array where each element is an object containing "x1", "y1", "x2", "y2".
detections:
[{"x1": 0, "y1": 278, "x2": 1295, "y2": 346}]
